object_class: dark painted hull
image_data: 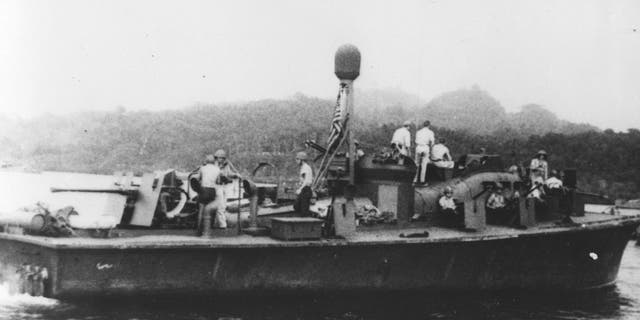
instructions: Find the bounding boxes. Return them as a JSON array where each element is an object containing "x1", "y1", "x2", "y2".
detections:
[{"x1": 0, "y1": 221, "x2": 637, "y2": 298}]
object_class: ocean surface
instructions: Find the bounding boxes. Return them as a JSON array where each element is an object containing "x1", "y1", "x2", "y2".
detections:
[{"x1": 0, "y1": 241, "x2": 637, "y2": 320}]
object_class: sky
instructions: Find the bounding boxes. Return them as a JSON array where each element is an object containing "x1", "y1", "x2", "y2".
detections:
[{"x1": 0, "y1": 0, "x2": 639, "y2": 131}]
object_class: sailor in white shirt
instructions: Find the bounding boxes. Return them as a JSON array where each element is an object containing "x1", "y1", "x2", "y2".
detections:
[
  {"x1": 528, "y1": 169, "x2": 545, "y2": 200},
  {"x1": 391, "y1": 120, "x2": 412, "y2": 164},
  {"x1": 439, "y1": 190, "x2": 457, "y2": 211},
  {"x1": 414, "y1": 120, "x2": 435, "y2": 184},
  {"x1": 195, "y1": 154, "x2": 226, "y2": 229},
  {"x1": 212, "y1": 149, "x2": 241, "y2": 228},
  {"x1": 545, "y1": 170, "x2": 564, "y2": 190},
  {"x1": 431, "y1": 138, "x2": 455, "y2": 169},
  {"x1": 294, "y1": 151, "x2": 314, "y2": 216},
  {"x1": 437, "y1": 186, "x2": 463, "y2": 227},
  {"x1": 530, "y1": 150, "x2": 549, "y2": 182}
]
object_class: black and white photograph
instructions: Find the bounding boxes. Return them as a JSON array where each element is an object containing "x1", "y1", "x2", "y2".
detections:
[{"x1": 0, "y1": 0, "x2": 639, "y2": 319}]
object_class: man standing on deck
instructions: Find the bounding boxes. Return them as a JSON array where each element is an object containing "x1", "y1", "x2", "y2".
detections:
[
  {"x1": 530, "y1": 150, "x2": 549, "y2": 182},
  {"x1": 415, "y1": 120, "x2": 435, "y2": 185},
  {"x1": 391, "y1": 120, "x2": 412, "y2": 164},
  {"x1": 213, "y1": 149, "x2": 241, "y2": 225},
  {"x1": 294, "y1": 151, "x2": 313, "y2": 217},
  {"x1": 193, "y1": 154, "x2": 224, "y2": 231}
]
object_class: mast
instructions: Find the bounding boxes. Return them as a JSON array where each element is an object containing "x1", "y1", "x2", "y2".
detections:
[{"x1": 334, "y1": 44, "x2": 361, "y2": 184}]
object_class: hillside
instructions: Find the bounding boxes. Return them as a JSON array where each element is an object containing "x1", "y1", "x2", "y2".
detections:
[{"x1": 0, "y1": 88, "x2": 637, "y2": 199}]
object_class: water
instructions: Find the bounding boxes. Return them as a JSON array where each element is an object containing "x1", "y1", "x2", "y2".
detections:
[{"x1": 0, "y1": 242, "x2": 638, "y2": 320}]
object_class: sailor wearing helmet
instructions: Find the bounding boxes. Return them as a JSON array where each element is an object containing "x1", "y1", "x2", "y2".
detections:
[
  {"x1": 530, "y1": 150, "x2": 549, "y2": 181},
  {"x1": 294, "y1": 151, "x2": 314, "y2": 217},
  {"x1": 213, "y1": 149, "x2": 241, "y2": 224},
  {"x1": 390, "y1": 120, "x2": 412, "y2": 164}
]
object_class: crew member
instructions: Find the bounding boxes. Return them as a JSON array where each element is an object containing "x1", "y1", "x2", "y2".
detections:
[
  {"x1": 438, "y1": 186, "x2": 462, "y2": 228},
  {"x1": 528, "y1": 168, "x2": 545, "y2": 200},
  {"x1": 486, "y1": 185, "x2": 507, "y2": 224},
  {"x1": 545, "y1": 170, "x2": 564, "y2": 190},
  {"x1": 545, "y1": 170, "x2": 573, "y2": 223},
  {"x1": 194, "y1": 154, "x2": 225, "y2": 230},
  {"x1": 294, "y1": 151, "x2": 313, "y2": 216},
  {"x1": 414, "y1": 120, "x2": 435, "y2": 184},
  {"x1": 391, "y1": 120, "x2": 412, "y2": 164},
  {"x1": 354, "y1": 139, "x2": 365, "y2": 160},
  {"x1": 431, "y1": 137, "x2": 454, "y2": 169},
  {"x1": 530, "y1": 150, "x2": 549, "y2": 181},
  {"x1": 213, "y1": 149, "x2": 241, "y2": 222}
]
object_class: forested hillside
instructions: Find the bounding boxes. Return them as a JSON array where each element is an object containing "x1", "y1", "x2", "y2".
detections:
[{"x1": 0, "y1": 87, "x2": 637, "y2": 199}]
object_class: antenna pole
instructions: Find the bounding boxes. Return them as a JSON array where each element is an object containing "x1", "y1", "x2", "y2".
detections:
[{"x1": 334, "y1": 44, "x2": 361, "y2": 184}]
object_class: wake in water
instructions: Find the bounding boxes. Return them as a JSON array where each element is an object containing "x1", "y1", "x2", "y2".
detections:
[
  {"x1": 0, "y1": 282, "x2": 59, "y2": 320},
  {"x1": 0, "y1": 263, "x2": 60, "y2": 320},
  {"x1": 0, "y1": 282, "x2": 58, "y2": 307}
]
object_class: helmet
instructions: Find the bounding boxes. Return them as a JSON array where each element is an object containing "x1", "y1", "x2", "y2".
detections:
[
  {"x1": 205, "y1": 154, "x2": 215, "y2": 163},
  {"x1": 296, "y1": 151, "x2": 308, "y2": 161},
  {"x1": 403, "y1": 120, "x2": 412, "y2": 127},
  {"x1": 495, "y1": 182, "x2": 503, "y2": 190},
  {"x1": 537, "y1": 150, "x2": 547, "y2": 155},
  {"x1": 444, "y1": 186, "x2": 453, "y2": 194},
  {"x1": 214, "y1": 149, "x2": 227, "y2": 158}
]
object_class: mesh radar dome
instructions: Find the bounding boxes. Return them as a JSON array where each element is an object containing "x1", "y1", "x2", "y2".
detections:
[{"x1": 334, "y1": 44, "x2": 361, "y2": 80}]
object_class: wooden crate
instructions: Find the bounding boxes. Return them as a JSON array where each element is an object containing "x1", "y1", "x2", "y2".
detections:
[{"x1": 270, "y1": 217, "x2": 323, "y2": 241}]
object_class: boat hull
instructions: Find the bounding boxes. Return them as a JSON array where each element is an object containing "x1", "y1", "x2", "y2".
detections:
[{"x1": 0, "y1": 222, "x2": 637, "y2": 298}]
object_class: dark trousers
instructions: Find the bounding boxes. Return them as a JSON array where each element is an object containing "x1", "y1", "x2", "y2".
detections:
[
  {"x1": 442, "y1": 208, "x2": 463, "y2": 228},
  {"x1": 487, "y1": 207, "x2": 507, "y2": 225},
  {"x1": 488, "y1": 206, "x2": 521, "y2": 226},
  {"x1": 294, "y1": 186, "x2": 312, "y2": 217}
]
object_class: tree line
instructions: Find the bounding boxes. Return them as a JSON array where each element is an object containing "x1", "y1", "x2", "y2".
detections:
[{"x1": 0, "y1": 89, "x2": 637, "y2": 200}]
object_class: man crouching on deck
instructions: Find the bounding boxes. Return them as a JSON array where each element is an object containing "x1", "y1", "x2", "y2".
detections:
[{"x1": 293, "y1": 151, "x2": 313, "y2": 217}]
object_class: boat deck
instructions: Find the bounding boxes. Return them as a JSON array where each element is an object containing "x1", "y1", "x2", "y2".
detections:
[{"x1": 2, "y1": 207, "x2": 639, "y2": 250}]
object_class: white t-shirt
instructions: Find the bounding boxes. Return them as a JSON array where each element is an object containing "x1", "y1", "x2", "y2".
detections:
[
  {"x1": 391, "y1": 127, "x2": 411, "y2": 147},
  {"x1": 299, "y1": 162, "x2": 313, "y2": 189},
  {"x1": 439, "y1": 196, "x2": 456, "y2": 210},
  {"x1": 415, "y1": 127, "x2": 435, "y2": 146},
  {"x1": 530, "y1": 158, "x2": 548, "y2": 179},
  {"x1": 487, "y1": 193, "x2": 506, "y2": 209},
  {"x1": 431, "y1": 143, "x2": 451, "y2": 161},
  {"x1": 545, "y1": 176, "x2": 563, "y2": 189},
  {"x1": 200, "y1": 164, "x2": 221, "y2": 188}
]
